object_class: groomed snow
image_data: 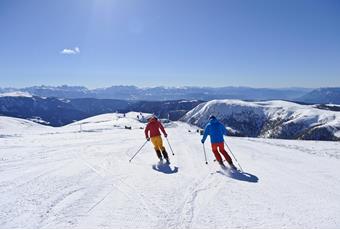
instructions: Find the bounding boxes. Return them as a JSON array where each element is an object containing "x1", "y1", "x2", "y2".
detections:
[{"x1": 0, "y1": 113, "x2": 340, "y2": 228}]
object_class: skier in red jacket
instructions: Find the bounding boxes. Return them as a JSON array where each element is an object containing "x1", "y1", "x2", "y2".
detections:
[{"x1": 145, "y1": 116, "x2": 170, "y2": 164}]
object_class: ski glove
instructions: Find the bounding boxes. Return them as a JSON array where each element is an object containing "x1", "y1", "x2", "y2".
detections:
[
  {"x1": 201, "y1": 139, "x2": 205, "y2": 144},
  {"x1": 146, "y1": 138, "x2": 150, "y2": 141},
  {"x1": 164, "y1": 134, "x2": 168, "y2": 138}
]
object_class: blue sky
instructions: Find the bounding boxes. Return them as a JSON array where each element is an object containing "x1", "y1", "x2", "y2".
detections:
[{"x1": 0, "y1": 0, "x2": 339, "y2": 88}]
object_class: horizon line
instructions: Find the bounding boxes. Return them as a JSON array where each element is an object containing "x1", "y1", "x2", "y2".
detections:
[{"x1": 0, "y1": 84, "x2": 325, "y2": 90}]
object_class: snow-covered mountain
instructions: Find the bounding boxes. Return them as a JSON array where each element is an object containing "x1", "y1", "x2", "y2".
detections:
[
  {"x1": 1, "y1": 94, "x2": 340, "y2": 141},
  {"x1": 0, "y1": 91, "x2": 33, "y2": 97},
  {"x1": 298, "y1": 87, "x2": 340, "y2": 104},
  {"x1": 0, "y1": 96, "x2": 90, "y2": 126},
  {"x1": 0, "y1": 114, "x2": 339, "y2": 228},
  {"x1": 0, "y1": 95, "x2": 202, "y2": 126},
  {"x1": 181, "y1": 100, "x2": 340, "y2": 141},
  {"x1": 23, "y1": 85, "x2": 93, "y2": 99}
]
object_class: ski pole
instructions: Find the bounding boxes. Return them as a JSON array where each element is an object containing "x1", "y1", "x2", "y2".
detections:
[
  {"x1": 224, "y1": 140, "x2": 243, "y2": 172},
  {"x1": 129, "y1": 140, "x2": 148, "y2": 163},
  {"x1": 165, "y1": 137, "x2": 175, "y2": 156},
  {"x1": 202, "y1": 143, "x2": 208, "y2": 164}
]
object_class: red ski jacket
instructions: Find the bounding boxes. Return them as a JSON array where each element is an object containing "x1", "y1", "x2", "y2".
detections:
[{"x1": 145, "y1": 118, "x2": 167, "y2": 138}]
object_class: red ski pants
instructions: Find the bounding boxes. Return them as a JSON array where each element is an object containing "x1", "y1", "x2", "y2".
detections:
[{"x1": 211, "y1": 143, "x2": 233, "y2": 164}]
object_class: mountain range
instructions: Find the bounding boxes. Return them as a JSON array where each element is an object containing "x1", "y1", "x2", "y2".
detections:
[
  {"x1": 297, "y1": 87, "x2": 340, "y2": 104},
  {"x1": 1, "y1": 85, "x2": 340, "y2": 141},
  {"x1": 0, "y1": 85, "x2": 314, "y2": 101},
  {"x1": 0, "y1": 95, "x2": 202, "y2": 126}
]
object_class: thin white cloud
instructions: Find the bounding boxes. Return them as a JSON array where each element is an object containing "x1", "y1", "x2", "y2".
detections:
[{"x1": 60, "y1": 47, "x2": 80, "y2": 55}]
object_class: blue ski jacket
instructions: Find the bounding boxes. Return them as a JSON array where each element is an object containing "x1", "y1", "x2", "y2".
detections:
[{"x1": 201, "y1": 117, "x2": 227, "y2": 144}]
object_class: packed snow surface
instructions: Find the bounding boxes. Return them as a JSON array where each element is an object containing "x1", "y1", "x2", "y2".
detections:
[{"x1": 1, "y1": 113, "x2": 340, "y2": 228}]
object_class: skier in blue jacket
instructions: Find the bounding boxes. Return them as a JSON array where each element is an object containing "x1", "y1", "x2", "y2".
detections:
[{"x1": 201, "y1": 115, "x2": 237, "y2": 169}]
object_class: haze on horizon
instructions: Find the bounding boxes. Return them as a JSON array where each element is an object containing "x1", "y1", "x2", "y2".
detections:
[
  {"x1": 0, "y1": 0, "x2": 339, "y2": 89},
  {"x1": 0, "y1": 84, "x2": 316, "y2": 91}
]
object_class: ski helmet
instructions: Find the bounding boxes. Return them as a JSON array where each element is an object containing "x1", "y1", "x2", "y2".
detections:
[{"x1": 146, "y1": 114, "x2": 157, "y2": 121}]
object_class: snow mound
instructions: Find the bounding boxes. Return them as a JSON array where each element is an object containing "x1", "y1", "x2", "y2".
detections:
[
  {"x1": 65, "y1": 112, "x2": 152, "y2": 132},
  {"x1": 0, "y1": 116, "x2": 48, "y2": 131}
]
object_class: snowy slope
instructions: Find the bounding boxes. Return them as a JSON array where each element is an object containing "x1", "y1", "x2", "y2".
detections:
[
  {"x1": 0, "y1": 114, "x2": 340, "y2": 228},
  {"x1": 182, "y1": 99, "x2": 340, "y2": 141},
  {"x1": 0, "y1": 116, "x2": 52, "y2": 136}
]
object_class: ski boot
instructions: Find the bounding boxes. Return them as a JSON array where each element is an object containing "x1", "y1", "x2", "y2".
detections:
[
  {"x1": 218, "y1": 160, "x2": 226, "y2": 168},
  {"x1": 229, "y1": 163, "x2": 237, "y2": 171}
]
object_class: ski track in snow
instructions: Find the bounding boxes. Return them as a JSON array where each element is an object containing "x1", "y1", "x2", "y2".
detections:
[{"x1": 1, "y1": 113, "x2": 340, "y2": 228}]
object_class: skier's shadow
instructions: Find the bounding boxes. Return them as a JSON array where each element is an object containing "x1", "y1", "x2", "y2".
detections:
[
  {"x1": 217, "y1": 170, "x2": 259, "y2": 183},
  {"x1": 152, "y1": 163, "x2": 179, "y2": 174}
]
